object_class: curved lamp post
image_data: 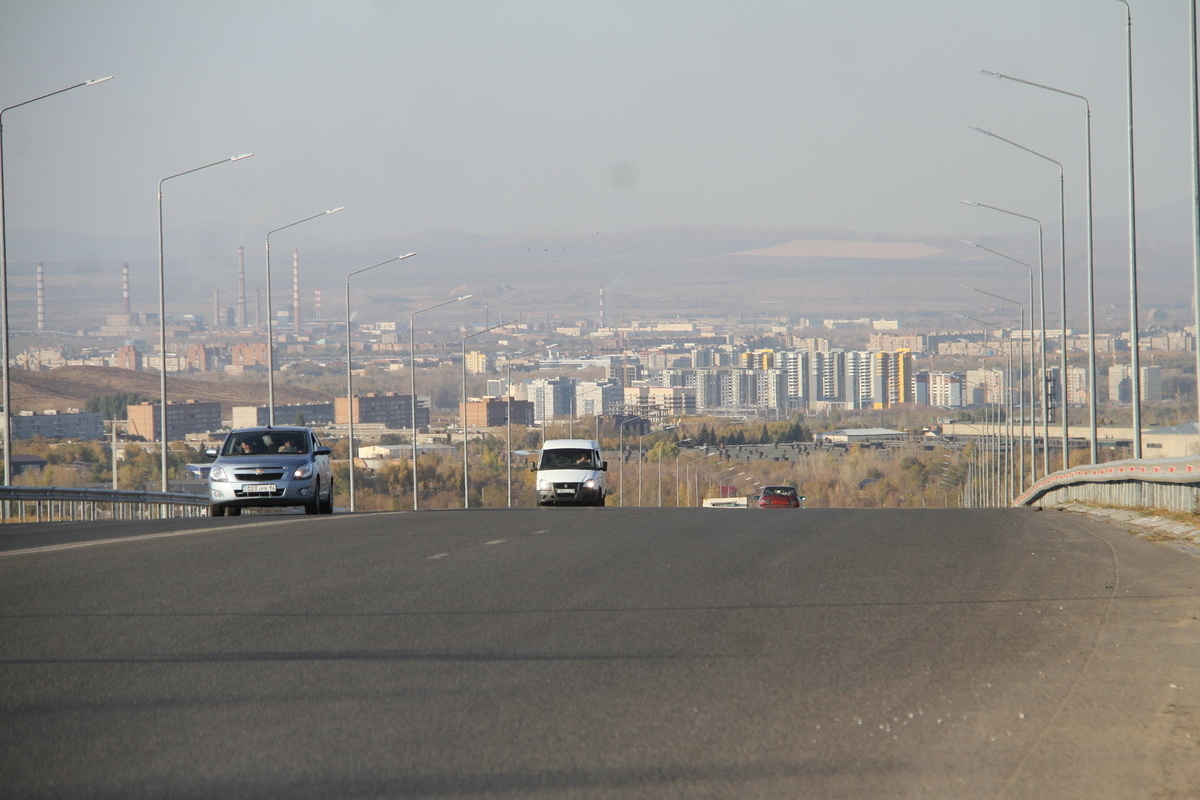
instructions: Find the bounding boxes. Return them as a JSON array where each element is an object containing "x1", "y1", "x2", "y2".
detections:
[
  {"x1": 961, "y1": 300, "x2": 1023, "y2": 501},
  {"x1": 1191, "y1": 0, "x2": 1200, "y2": 436},
  {"x1": 1116, "y1": 0, "x2": 1143, "y2": 457},
  {"x1": 346, "y1": 253, "x2": 415, "y2": 512},
  {"x1": 961, "y1": 240, "x2": 1036, "y2": 483},
  {"x1": 969, "y1": 129, "x2": 1067, "y2": 472},
  {"x1": 618, "y1": 414, "x2": 649, "y2": 507},
  {"x1": 266, "y1": 207, "x2": 344, "y2": 425},
  {"x1": 460, "y1": 319, "x2": 508, "y2": 508},
  {"x1": 684, "y1": 450, "x2": 719, "y2": 507},
  {"x1": 0, "y1": 75, "x2": 112, "y2": 489},
  {"x1": 979, "y1": 69, "x2": 1097, "y2": 464},
  {"x1": 157, "y1": 153, "x2": 253, "y2": 494},
  {"x1": 410, "y1": 294, "x2": 473, "y2": 511}
]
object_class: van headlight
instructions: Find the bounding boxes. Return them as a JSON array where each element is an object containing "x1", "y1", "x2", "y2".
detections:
[
  {"x1": 292, "y1": 463, "x2": 314, "y2": 480},
  {"x1": 210, "y1": 466, "x2": 229, "y2": 482},
  {"x1": 583, "y1": 479, "x2": 598, "y2": 490},
  {"x1": 538, "y1": 479, "x2": 553, "y2": 491}
]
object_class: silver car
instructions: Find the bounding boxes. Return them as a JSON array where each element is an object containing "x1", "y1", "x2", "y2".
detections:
[{"x1": 207, "y1": 426, "x2": 333, "y2": 516}]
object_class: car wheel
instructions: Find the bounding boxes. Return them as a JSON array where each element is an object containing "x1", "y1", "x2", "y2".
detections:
[
  {"x1": 227, "y1": 506, "x2": 241, "y2": 517},
  {"x1": 305, "y1": 481, "x2": 321, "y2": 515},
  {"x1": 209, "y1": 504, "x2": 225, "y2": 517},
  {"x1": 319, "y1": 483, "x2": 334, "y2": 514}
]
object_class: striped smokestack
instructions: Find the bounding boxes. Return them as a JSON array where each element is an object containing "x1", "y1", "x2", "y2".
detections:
[
  {"x1": 122, "y1": 263, "x2": 131, "y2": 315},
  {"x1": 292, "y1": 248, "x2": 300, "y2": 335},
  {"x1": 36, "y1": 263, "x2": 45, "y2": 331},
  {"x1": 236, "y1": 246, "x2": 246, "y2": 327}
]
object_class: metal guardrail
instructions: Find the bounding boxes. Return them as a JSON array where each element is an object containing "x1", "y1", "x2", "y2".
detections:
[
  {"x1": 1013, "y1": 456, "x2": 1200, "y2": 514},
  {"x1": 0, "y1": 486, "x2": 208, "y2": 523}
]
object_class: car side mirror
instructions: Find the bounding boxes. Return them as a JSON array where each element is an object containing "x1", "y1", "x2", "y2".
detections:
[
  {"x1": 599, "y1": 461, "x2": 608, "y2": 471},
  {"x1": 314, "y1": 446, "x2": 331, "y2": 456},
  {"x1": 529, "y1": 462, "x2": 537, "y2": 472},
  {"x1": 205, "y1": 448, "x2": 219, "y2": 459}
]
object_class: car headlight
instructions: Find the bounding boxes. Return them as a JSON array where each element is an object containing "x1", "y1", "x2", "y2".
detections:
[
  {"x1": 210, "y1": 466, "x2": 229, "y2": 482},
  {"x1": 292, "y1": 463, "x2": 314, "y2": 480},
  {"x1": 537, "y1": 479, "x2": 553, "y2": 491},
  {"x1": 583, "y1": 479, "x2": 598, "y2": 489}
]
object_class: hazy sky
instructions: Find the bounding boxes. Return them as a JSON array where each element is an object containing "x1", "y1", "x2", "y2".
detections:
[{"x1": 1, "y1": 0, "x2": 1197, "y2": 247}]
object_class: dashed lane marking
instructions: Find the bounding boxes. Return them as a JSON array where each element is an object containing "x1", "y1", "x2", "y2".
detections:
[{"x1": 0, "y1": 517, "x2": 305, "y2": 558}]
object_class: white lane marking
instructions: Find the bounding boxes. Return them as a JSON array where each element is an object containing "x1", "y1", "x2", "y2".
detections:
[
  {"x1": 0, "y1": 517, "x2": 314, "y2": 558},
  {"x1": 484, "y1": 539, "x2": 506, "y2": 546},
  {"x1": 428, "y1": 553, "x2": 450, "y2": 560},
  {"x1": 531, "y1": 529, "x2": 550, "y2": 534}
]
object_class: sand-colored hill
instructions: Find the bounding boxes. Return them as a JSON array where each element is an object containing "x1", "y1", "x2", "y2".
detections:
[{"x1": 10, "y1": 366, "x2": 335, "y2": 415}]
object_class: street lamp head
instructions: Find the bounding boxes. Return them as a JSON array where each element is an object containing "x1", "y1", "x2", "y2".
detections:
[
  {"x1": 86, "y1": 76, "x2": 115, "y2": 86},
  {"x1": 958, "y1": 200, "x2": 980, "y2": 207},
  {"x1": 230, "y1": 153, "x2": 254, "y2": 162},
  {"x1": 962, "y1": 240, "x2": 981, "y2": 249},
  {"x1": 325, "y1": 206, "x2": 346, "y2": 215},
  {"x1": 978, "y1": 69, "x2": 1003, "y2": 79}
]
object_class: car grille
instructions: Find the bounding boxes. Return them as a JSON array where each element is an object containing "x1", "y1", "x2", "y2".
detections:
[
  {"x1": 552, "y1": 482, "x2": 580, "y2": 497},
  {"x1": 232, "y1": 467, "x2": 288, "y2": 481}
]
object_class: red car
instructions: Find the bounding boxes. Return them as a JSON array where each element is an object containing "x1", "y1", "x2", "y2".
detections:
[{"x1": 756, "y1": 485, "x2": 802, "y2": 509}]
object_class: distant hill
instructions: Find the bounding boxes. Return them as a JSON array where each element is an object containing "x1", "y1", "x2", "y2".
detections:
[
  {"x1": 5, "y1": 215, "x2": 1198, "y2": 332},
  {"x1": 11, "y1": 366, "x2": 335, "y2": 416}
]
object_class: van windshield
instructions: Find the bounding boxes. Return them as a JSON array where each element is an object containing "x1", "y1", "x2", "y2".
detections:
[{"x1": 539, "y1": 449, "x2": 595, "y2": 470}]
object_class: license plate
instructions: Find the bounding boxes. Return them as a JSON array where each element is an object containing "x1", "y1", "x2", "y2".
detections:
[
  {"x1": 243, "y1": 483, "x2": 277, "y2": 493},
  {"x1": 556, "y1": 488, "x2": 574, "y2": 494}
]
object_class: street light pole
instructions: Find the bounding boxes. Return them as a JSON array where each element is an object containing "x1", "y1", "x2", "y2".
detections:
[
  {"x1": 1191, "y1": 0, "x2": 1200, "y2": 439},
  {"x1": 962, "y1": 240, "x2": 1037, "y2": 484},
  {"x1": 684, "y1": 450, "x2": 718, "y2": 507},
  {"x1": 618, "y1": 415, "x2": 648, "y2": 507},
  {"x1": 979, "y1": 69, "x2": 1098, "y2": 464},
  {"x1": 0, "y1": 75, "x2": 112, "y2": 489},
  {"x1": 962, "y1": 299, "x2": 1024, "y2": 499},
  {"x1": 461, "y1": 320, "x2": 508, "y2": 508},
  {"x1": 157, "y1": 153, "x2": 253, "y2": 495},
  {"x1": 346, "y1": 253, "x2": 415, "y2": 512},
  {"x1": 505, "y1": 344, "x2": 557, "y2": 507},
  {"x1": 1117, "y1": 0, "x2": 1143, "y2": 458},
  {"x1": 969, "y1": 129, "x2": 1067, "y2": 473},
  {"x1": 266, "y1": 207, "x2": 344, "y2": 425},
  {"x1": 410, "y1": 294, "x2": 472, "y2": 511},
  {"x1": 960, "y1": 195, "x2": 1052, "y2": 477}
]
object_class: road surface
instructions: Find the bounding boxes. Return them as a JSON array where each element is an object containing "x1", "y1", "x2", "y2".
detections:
[{"x1": 2, "y1": 507, "x2": 1198, "y2": 798}]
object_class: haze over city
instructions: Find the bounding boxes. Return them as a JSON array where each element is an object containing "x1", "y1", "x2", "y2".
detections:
[{"x1": 2, "y1": 2, "x2": 1196, "y2": 280}]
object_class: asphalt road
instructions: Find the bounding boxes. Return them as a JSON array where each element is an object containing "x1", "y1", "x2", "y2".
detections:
[{"x1": 2, "y1": 507, "x2": 1199, "y2": 799}]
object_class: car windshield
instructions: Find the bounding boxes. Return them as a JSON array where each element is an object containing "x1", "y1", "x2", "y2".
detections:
[
  {"x1": 540, "y1": 449, "x2": 595, "y2": 470},
  {"x1": 224, "y1": 432, "x2": 309, "y2": 456},
  {"x1": 764, "y1": 487, "x2": 797, "y2": 496}
]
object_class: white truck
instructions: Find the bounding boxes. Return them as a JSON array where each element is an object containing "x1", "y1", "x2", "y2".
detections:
[{"x1": 531, "y1": 439, "x2": 608, "y2": 506}]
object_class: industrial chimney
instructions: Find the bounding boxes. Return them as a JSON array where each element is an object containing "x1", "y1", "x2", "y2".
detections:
[
  {"x1": 236, "y1": 246, "x2": 246, "y2": 327},
  {"x1": 36, "y1": 263, "x2": 44, "y2": 331},
  {"x1": 292, "y1": 248, "x2": 301, "y2": 335}
]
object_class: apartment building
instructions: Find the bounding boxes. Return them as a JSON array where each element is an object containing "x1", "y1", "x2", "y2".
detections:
[
  {"x1": 126, "y1": 400, "x2": 222, "y2": 441},
  {"x1": 334, "y1": 393, "x2": 429, "y2": 429}
]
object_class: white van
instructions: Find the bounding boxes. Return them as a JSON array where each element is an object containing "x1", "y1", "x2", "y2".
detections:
[{"x1": 531, "y1": 439, "x2": 608, "y2": 506}]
